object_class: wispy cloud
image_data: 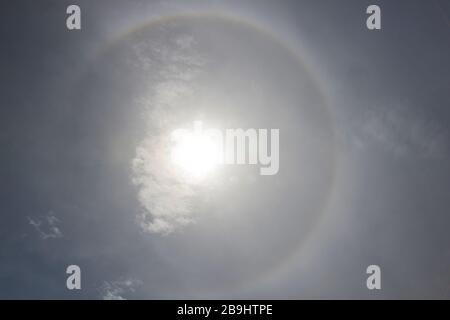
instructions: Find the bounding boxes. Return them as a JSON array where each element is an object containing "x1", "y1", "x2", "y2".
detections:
[
  {"x1": 130, "y1": 31, "x2": 208, "y2": 235},
  {"x1": 342, "y1": 103, "x2": 449, "y2": 158},
  {"x1": 100, "y1": 279, "x2": 142, "y2": 300},
  {"x1": 27, "y1": 211, "x2": 63, "y2": 239},
  {"x1": 132, "y1": 136, "x2": 198, "y2": 235}
]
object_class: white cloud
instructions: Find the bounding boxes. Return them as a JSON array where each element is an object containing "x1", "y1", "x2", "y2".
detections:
[
  {"x1": 27, "y1": 211, "x2": 63, "y2": 239},
  {"x1": 101, "y1": 279, "x2": 142, "y2": 300},
  {"x1": 131, "y1": 134, "x2": 198, "y2": 235},
  {"x1": 130, "y1": 31, "x2": 209, "y2": 235},
  {"x1": 343, "y1": 103, "x2": 449, "y2": 158}
]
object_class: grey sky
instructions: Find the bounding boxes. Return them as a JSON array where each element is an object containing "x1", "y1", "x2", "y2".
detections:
[{"x1": 1, "y1": 0, "x2": 450, "y2": 299}]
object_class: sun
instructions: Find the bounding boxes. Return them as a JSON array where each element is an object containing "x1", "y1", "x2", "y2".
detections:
[{"x1": 170, "y1": 127, "x2": 221, "y2": 181}]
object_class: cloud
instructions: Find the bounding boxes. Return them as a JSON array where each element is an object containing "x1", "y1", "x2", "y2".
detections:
[
  {"x1": 342, "y1": 103, "x2": 449, "y2": 158},
  {"x1": 27, "y1": 211, "x2": 63, "y2": 239},
  {"x1": 130, "y1": 31, "x2": 208, "y2": 235},
  {"x1": 100, "y1": 279, "x2": 142, "y2": 300},
  {"x1": 131, "y1": 134, "x2": 199, "y2": 235}
]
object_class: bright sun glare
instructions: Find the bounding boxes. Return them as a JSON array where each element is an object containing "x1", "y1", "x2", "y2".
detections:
[{"x1": 170, "y1": 130, "x2": 221, "y2": 180}]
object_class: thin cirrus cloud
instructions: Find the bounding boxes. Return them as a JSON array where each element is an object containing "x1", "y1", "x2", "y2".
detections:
[
  {"x1": 100, "y1": 279, "x2": 142, "y2": 300},
  {"x1": 341, "y1": 103, "x2": 449, "y2": 158},
  {"x1": 130, "y1": 32, "x2": 209, "y2": 235},
  {"x1": 27, "y1": 212, "x2": 63, "y2": 240}
]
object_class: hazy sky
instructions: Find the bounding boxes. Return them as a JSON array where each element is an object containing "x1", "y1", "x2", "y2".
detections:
[{"x1": 1, "y1": 0, "x2": 450, "y2": 299}]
